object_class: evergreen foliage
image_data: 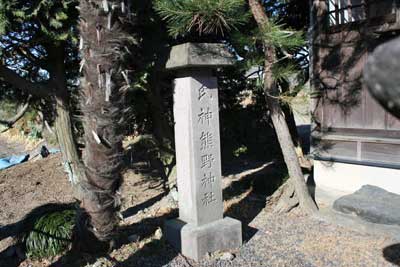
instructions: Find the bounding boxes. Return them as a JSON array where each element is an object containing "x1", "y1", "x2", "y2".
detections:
[
  {"x1": 0, "y1": 0, "x2": 78, "y2": 42},
  {"x1": 0, "y1": 0, "x2": 80, "y2": 134},
  {"x1": 0, "y1": 0, "x2": 79, "y2": 81},
  {"x1": 154, "y1": 0, "x2": 248, "y2": 37},
  {"x1": 258, "y1": 20, "x2": 305, "y2": 51}
]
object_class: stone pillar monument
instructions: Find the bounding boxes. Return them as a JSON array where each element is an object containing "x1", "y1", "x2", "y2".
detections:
[{"x1": 164, "y1": 43, "x2": 242, "y2": 261}]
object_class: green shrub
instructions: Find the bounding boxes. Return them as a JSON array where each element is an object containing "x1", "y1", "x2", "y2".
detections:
[
  {"x1": 233, "y1": 145, "x2": 248, "y2": 158},
  {"x1": 24, "y1": 209, "x2": 76, "y2": 259}
]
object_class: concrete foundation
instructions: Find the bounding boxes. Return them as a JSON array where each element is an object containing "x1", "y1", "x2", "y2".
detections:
[{"x1": 164, "y1": 217, "x2": 242, "y2": 261}]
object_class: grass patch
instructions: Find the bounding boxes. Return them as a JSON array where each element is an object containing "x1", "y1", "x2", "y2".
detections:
[{"x1": 24, "y1": 209, "x2": 76, "y2": 259}]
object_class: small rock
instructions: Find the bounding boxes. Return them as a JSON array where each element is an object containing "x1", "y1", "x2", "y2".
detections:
[
  {"x1": 154, "y1": 228, "x2": 163, "y2": 240},
  {"x1": 169, "y1": 188, "x2": 179, "y2": 202},
  {"x1": 128, "y1": 234, "x2": 140, "y2": 243},
  {"x1": 220, "y1": 252, "x2": 235, "y2": 261}
]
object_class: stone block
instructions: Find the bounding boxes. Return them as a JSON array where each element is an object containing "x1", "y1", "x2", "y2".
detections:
[
  {"x1": 164, "y1": 217, "x2": 242, "y2": 261},
  {"x1": 333, "y1": 185, "x2": 400, "y2": 225},
  {"x1": 165, "y1": 45, "x2": 242, "y2": 262},
  {"x1": 166, "y1": 43, "x2": 235, "y2": 70},
  {"x1": 173, "y1": 75, "x2": 224, "y2": 226}
]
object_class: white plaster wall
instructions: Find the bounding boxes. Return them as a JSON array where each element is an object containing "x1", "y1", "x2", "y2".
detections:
[{"x1": 314, "y1": 160, "x2": 400, "y2": 198}]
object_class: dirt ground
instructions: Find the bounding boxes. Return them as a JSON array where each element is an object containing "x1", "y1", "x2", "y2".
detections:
[
  {"x1": 0, "y1": 144, "x2": 399, "y2": 267},
  {"x1": 0, "y1": 134, "x2": 29, "y2": 158},
  {"x1": 0, "y1": 154, "x2": 74, "y2": 227}
]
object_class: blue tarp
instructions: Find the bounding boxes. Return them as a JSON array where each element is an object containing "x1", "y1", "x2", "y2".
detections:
[
  {"x1": 48, "y1": 148, "x2": 60, "y2": 154},
  {"x1": 0, "y1": 154, "x2": 30, "y2": 170},
  {"x1": 0, "y1": 146, "x2": 61, "y2": 171}
]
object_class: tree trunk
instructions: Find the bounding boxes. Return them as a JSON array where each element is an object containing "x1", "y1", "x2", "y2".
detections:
[
  {"x1": 248, "y1": 0, "x2": 318, "y2": 214},
  {"x1": 283, "y1": 106, "x2": 312, "y2": 169},
  {"x1": 47, "y1": 43, "x2": 88, "y2": 194},
  {"x1": 78, "y1": 0, "x2": 132, "y2": 245},
  {"x1": 54, "y1": 95, "x2": 86, "y2": 188}
]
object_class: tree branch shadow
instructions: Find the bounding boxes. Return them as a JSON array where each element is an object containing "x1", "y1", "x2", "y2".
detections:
[
  {"x1": 121, "y1": 192, "x2": 167, "y2": 220},
  {"x1": 223, "y1": 162, "x2": 288, "y2": 242}
]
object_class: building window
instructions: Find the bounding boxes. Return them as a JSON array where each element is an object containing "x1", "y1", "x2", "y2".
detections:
[
  {"x1": 327, "y1": 0, "x2": 397, "y2": 26},
  {"x1": 328, "y1": 0, "x2": 366, "y2": 26}
]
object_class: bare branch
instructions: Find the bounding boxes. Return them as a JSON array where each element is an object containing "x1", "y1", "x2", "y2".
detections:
[{"x1": 0, "y1": 95, "x2": 31, "y2": 131}]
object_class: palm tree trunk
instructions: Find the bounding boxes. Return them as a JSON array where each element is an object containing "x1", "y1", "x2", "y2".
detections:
[
  {"x1": 78, "y1": 0, "x2": 131, "y2": 244},
  {"x1": 248, "y1": 0, "x2": 318, "y2": 215}
]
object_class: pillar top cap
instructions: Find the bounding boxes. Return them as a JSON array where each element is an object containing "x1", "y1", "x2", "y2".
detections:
[{"x1": 165, "y1": 42, "x2": 235, "y2": 71}]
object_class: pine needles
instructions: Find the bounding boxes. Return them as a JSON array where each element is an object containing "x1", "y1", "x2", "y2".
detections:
[
  {"x1": 0, "y1": 0, "x2": 78, "y2": 42},
  {"x1": 259, "y1": 20, "x2": 305, "y2": 51},
  {"x1": 154, "y1": 0, "x2": 248, "y2": 37}
]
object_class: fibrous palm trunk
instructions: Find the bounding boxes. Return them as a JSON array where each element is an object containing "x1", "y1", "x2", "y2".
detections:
[
  {"x1": 248, "y1": 0, "x2": 318, "y2": 215},
  {"x1": 78, "y1": 0, "x2": 133, "y2": 244}
]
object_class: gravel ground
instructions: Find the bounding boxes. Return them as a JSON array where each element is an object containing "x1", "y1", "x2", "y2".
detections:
[
  {"x1": 87, "y1": 208, "x2": 399, "y2": 267},
  {"x1": 66, "y1": 195, "x2": 399, "y2": 267},
  {"x1": 164, "y1": 211, "x2": 399, "y2": 267},
  {"x1": 1, "y1": 155, "x2": 399, "y2": 267}
]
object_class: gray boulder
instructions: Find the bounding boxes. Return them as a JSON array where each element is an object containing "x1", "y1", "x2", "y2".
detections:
[
  {"x1": 333, "y1": 185, "x2": 400, "y2": 225},
  {"x1": 364, "y1": 36, "x2": 400, "y2": 119}
]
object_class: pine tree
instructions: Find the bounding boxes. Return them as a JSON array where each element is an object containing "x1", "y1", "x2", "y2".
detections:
[
  {"x1": 155, "y1": 0, "x2": 318, "y2": 214},
  {"x1": 249, "y1": 0, "x2": 317, "y2": 214},
  {"x1": 0, "y1": 0, "x2": 85, "y2": 187}
]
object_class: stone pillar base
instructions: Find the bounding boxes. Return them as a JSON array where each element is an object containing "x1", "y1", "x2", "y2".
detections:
[{"x1": 164, "y1": 217, "x2": 242, "y2": 261}]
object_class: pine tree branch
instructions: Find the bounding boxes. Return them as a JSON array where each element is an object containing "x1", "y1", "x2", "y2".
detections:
[
  {"x1": 0, "y1": 64, "x2": 52, "y2": 98},
  {"x1": 17, "y1": 47, "x2": 47, "y2": 69}
]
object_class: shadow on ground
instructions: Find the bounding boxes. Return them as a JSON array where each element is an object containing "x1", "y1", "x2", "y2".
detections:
[
  {"x1": 122, "y1": 192, "x2": 167, "y2": 220},
  {"x1": 383, "y1": 243, "x2": 400, "y2": 266},
  {"x1": 0, "y1": 160, "x2": 288, "y2": 267},
  {"x1": 0, "y1": 197, "x2": 177, "y2": 267},
  {"x1": 224, "y1": 162, "x2": 288, "y2": 242},
  {"x1": 48, "y1": 198, "x2": 179, "y2": 267}
]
